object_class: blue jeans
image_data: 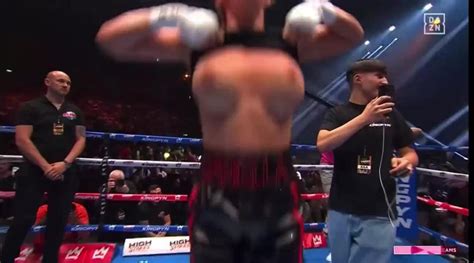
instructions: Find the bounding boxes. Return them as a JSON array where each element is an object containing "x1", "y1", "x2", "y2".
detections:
[{"x1": 327, "y1": 210, "x2": 396, "y2": 263}]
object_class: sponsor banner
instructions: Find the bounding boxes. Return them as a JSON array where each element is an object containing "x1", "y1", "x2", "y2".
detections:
[
  {"x1": 302, "y1": 232, "x2": 327, "y2": 249},
  {"x1": 15, "y1": 243, "x2": 115, "y2": 263},
  {"x1": 123, "y1": 236, "x2": 190, "y2": 256},
  {"x1": 14, "y1": 246, "x2": 40, "y2": 263},
  {"x1": 395, "y1": 172, "x2": 418, "y2": 242}
]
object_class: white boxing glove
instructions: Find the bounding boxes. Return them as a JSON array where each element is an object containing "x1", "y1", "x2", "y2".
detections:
[
  {"x1": 149, "y1": 3, "x2": 219, "y2": 50},
  {"x1": 179, "y1": 8, "x2": 220, "y2": 50},
  {"x1": 285, "y1": 0, "x2": 337, "y2": 34}
]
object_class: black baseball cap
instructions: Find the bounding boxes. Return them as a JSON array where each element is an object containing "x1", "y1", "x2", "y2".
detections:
[{"x1": 346, "y1": 59, "x2": 388, "y2": 82}]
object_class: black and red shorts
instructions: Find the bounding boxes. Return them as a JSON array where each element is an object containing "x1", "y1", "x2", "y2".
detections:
[{"x1": 188, "y1": 150, "x2": 303, "y2": 263}]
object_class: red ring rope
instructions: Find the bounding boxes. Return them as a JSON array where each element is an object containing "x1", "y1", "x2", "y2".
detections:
[
  {"x1": 0, "y1": 191, "x2": 467, "y2": 216},
  {"x1": 417, "y1": 196, "x2": 468, "y2": 216}
]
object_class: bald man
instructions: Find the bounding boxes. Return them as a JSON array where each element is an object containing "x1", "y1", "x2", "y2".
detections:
[
  {"x1": 1, "y1": 71, "x2": 86, "y2": 263},
  {"x1": 98, "y1": 170, "x2": 138, "y2": 243}
]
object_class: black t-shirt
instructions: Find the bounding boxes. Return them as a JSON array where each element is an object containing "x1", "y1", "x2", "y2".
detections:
[
  {"x1": 99, "y1": 201, "x2": 139, "y2": 243},
  {"x1": 319, "y1": 102, "x2": 413, "y2": 217},
  {"x1": 102, "y1": 181, "x2": 138, "y2": 224},
  {"x1": 138, "y1": 201, "x2": 171, "y2": 226},
  {"x1": 104, "y1": 201, "x2": 139, "y2": 225},
  {"x1": 97, "y1": 182, "x2": 139, "y2": 243},
  {"x1": 15, "y1": 96, "x2": 84, "y2": 163}
]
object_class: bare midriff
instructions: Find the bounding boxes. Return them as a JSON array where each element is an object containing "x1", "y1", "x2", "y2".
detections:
[{"x1": 192, "y1": 46, "x2": 304, "y2": 155}]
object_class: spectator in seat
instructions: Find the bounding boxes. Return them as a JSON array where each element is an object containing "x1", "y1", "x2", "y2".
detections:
[
  {"x1": 33, "y1": 202, "x2": 89, "y2": 253},
  {"x1": 98, "y1": 169, "x2": 138, "y2": 243},
  {"x1": 138, "y1": 184, "x2": 172, "y2": 237},
  {"x1": 184, "y1": 147, "x2": 198, "y2": 162}
]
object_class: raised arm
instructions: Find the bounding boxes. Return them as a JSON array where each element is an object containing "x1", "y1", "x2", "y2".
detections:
[{"x1": 96, "y1": 4, "x2": 219, "y2": 63}]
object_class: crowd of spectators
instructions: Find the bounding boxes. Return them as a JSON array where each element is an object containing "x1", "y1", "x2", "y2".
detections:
[{"x1": 0, "y1": 90, "x2": 200, "y2": 137}]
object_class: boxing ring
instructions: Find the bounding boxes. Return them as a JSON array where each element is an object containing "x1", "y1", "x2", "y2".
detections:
[{"x1": 0, "y1": 126, "x2": 469, "y2": 262}]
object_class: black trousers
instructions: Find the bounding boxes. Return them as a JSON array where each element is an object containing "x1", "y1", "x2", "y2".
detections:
[{"x1": 0, "y1": 163, "x2": 79, "y2": 263}]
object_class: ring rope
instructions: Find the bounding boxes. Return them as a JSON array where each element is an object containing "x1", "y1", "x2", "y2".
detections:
[
  {"x1": 418, "y1": 226, "x2": 469, "y2": 251},
  {"x1": 0, "y1": 126, "x2": 315, "y2": 151},
  {"x1": 0, "y1": 126, "x2": 468, "y2": 152},
  {"x1": 0, "y1": 223, "x2": 325, "y2": 234},
  {"x1": 0, "y1": 191, "x2": 467, "y2": 216},
  {"x1": 0, "y1": 155, "x2": 468, "y2": 180},
  {"x1": 413, "y1": 143, "x2": 468, "y2": 152},
  {"x1": 0, "y1": 192, "x2": 189, "y2": 202},
  {"x1": 415, "y1": 167, "x2": 468, "y2": 180},
  {"x1": 417, "y1": 196, "x2": 468, "y2": 216},
  {"x1": 0, "y1": 192, "x2": 327, "y2": 202}
]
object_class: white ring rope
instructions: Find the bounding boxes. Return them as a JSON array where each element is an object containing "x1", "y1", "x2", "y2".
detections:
[{"x1": 0, "y1": 155, "x2": 467, "y2": 180}]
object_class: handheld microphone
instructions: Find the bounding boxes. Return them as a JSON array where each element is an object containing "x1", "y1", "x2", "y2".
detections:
[
  {"x1": 378, "y1": 84, "x2": 395, "y2": 117},
  {"x1": 378, "y1": 84, "x2": 395, "y2": 100}
]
